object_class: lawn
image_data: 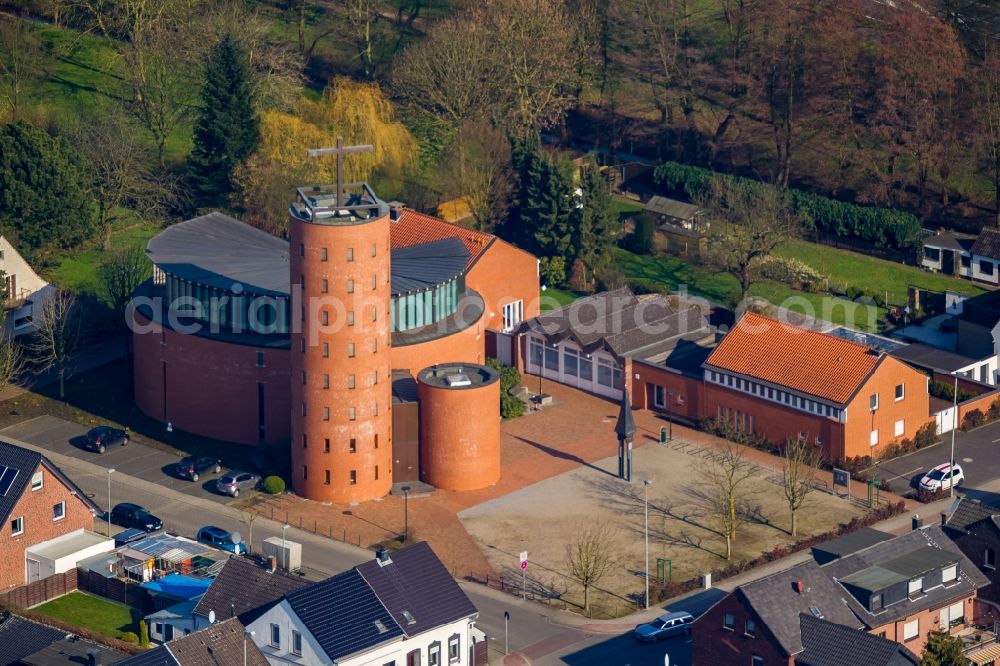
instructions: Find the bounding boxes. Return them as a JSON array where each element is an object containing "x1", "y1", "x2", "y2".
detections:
[
  {"x1": 540, "y1": 288, "x2": 583, "y2": 311},
  {"x1": 612, "y1": 248, "x2": 882, "y2": 330},
  {"x1": 33, "y1": 591, "x2": 141, "y2": 639},
  {"x1": 776, "y1": 238, "x2": 986, "y2": 305}
]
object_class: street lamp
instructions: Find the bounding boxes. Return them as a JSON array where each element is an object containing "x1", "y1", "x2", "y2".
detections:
[
  {"x1": 281, "y1": 523, "x2": 290, "y2": 571},
  {"x1": 244, "y1": 629, "x2": 255, "y2": 666},
  {"x1": 950, "y1": 372, "x2": 959, "y2": 498},
  {"x1": 401, "y1": 486, "x2": 411, "y2": 543},
  {"x1": 106, "y1": 469, "x2": 115, "y2": 537},
  {"x1": 644, "y1": 479, "x2": 653, "y2": 610},
  {"x1": 666, "y1": 390, "x2": 675, "y2": 441}
]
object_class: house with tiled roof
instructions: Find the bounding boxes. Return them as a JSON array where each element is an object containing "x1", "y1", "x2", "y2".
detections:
[
  {"x1": 0, "y1": 440, "x2": 106, "y2": 589},
  {"x1": 971, "y1": 227, "x2": 1000, "y2": 285},
  {"x1": 943, "y1": 497, "x2": 1000, "y2": 606},
  {"x1": 246, "y1": 542, "x2": 479, "y2": 666},
  {"x1": 0, "y1": 613, "x2": 128, "y2": 665},
  {"x1": 117, "y1": 617, "x2": 267, "y2": 666},
  {"x1": 702, "y1": 312, "x2": 932, "y2": 460}
]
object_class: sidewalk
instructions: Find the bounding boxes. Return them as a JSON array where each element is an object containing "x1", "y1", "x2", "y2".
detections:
[{"x1": 548, "y1": 495, "x2": 957, "y2": 634}]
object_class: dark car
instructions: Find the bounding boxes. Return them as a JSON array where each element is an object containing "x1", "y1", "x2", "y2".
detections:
[
  {"x1": 634, "y1": 611, "x2": 694, "y2": 642},
  {"x1": 110, "y1": 502, "x2": 162, "y2": 532},
  {"x1": 83, "y1": 426, "x2": 128, "y2": 453},
  {"x1": 215, "y1": 471, "x2": 260, "y2": 498},
  {"x1": 196, "y1": 525, "x2": 246, "y2": 555},
  {"x1": 175, "y1": 456, "x2": 222, "y2": 482}
]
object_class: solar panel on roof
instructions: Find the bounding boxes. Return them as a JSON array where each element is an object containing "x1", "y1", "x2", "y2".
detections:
[{"x1": 0, "y1": 466, "x2": 18, "y2": 496}]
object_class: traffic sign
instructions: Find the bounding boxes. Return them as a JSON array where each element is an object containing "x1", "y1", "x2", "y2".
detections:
[
  {"x1": 520, "y1": 560, "x2": 528, "y2": 570},
  {"x1": 519, "y1": 550, "x2": 528, "y2": 566}
]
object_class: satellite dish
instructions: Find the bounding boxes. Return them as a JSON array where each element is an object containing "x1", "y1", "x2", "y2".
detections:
[
  {"x1": 231, "y1": 532, "x2": 243, "y2": 545},
  {"x1": 208, "y1": 609, "x2": 216, "y2": 624}
]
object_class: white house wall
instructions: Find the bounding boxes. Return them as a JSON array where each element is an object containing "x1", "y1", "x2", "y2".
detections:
[
  {"x1": 971, "y1": 255, "x2": 1000, "y2": 285},
  {"x1": 248, "y1": 599, "x2": 333, "y2": 666},
  {"x1": 523, "y1": 335, "x2": 624, "y2": 401},
  {"x1": 0, "y1": 236, "x2": 53, "y2": 336},
  {"x1": 341, "y1": 618, "x2": 475, "y2": 666}
]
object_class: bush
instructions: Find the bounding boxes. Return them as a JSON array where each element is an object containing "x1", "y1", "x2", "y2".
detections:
[
  {"x1": 487, "y1": 359, "x2": 525, "y2": 419},
  {"x1": 962, "y1": 408, "x2": 986, "y2": 431},
  {"x1": 539, "y1": 256, "x2": 567, "y2": 288},
  {"x1": 121, "y1": 632, "x2": 138, "y2": 644},
  {"x1": 754, "y1": 256, "x2": 827, "y2": 288},
  {"x1": 917, "y1": 488, "x2": 949, "y2": 504},
  {"x1": 845, "y1": 285, "x2": 864, "y2": 301},
  {"x1": 596, "y1": 266, "x2": 628, "y2": 291},
  {"x1": 929, "y1": 380, "x2": 979, "y2": 403},
  {"x1": 989, "y1": 397, "x2": 1000, "y2": 422},
  {"x1": 139, "y1": 619, "x2": 149, "y2": 648},
  {"x1": 914, "y1": 422, "x2": 938, "y2": 449},
  {"x1": 653, "y1": 161, "x2": 922, "y2": 258},
  {"x1": 628, "y1": 216, "x2": 655, "y2": 255},
  {"x1": 262, "y1": 475, "x2": 285, "y2": 494}
]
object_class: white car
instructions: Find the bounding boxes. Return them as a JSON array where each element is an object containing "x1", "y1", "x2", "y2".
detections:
[{"x1": 919, "y1": 463, "x2": 964, "y2": 492}]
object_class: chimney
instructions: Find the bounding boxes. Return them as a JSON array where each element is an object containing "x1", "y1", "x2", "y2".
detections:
[
  {"x1": 793, "y1": 580, "x2": 805, "y2": 594},
  {"x1": 86, "y1": 647, "x2": 102, "y2": 666},
  {"x1": 375, "y1": 546, "x2": 392, "y2": 566},
  {"x1": 941, "y1": 511, "x2": 948, "y2": 526},
  {"x1": 267, "y1": 555, "x2": 277, "y2": 573},
  {"x1": 912, "y1": 514, "x2": 923, "y2": 531}
]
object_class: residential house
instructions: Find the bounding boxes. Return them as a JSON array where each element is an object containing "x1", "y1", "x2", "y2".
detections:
[
  {"x1": 891, "y1": 343, "x2": 997, "y2": 388},
  {"x1": 0, "y1": 440, "x2": 103, "y2": 588},
  {"x1": 943, "y1": 497, "x2": 1000, "y2": 607},
  {"x1": 971, "y1": 228, "x2": 1000, "y2": 285},
  {"x1": 810, "y1": 527, "x2": 894, "y2": 566},
  {"x1": 517, "y1": 287, "x2": 712, "y2": 401},
  {"x1": 796, "y1": 613, "x2": 919, "y2": 666},
  {"x1": 117, "y1": 617, "x2": 268, "y2": 666},
  {"x1": 643, "y1": 195, "x2": 703, "y2": 230},
  {"x1": 822, "y1": 525, "x2": 988, "y2": 654},
  {"x1": 691, "y1": 559, "x2": 886, "y2": 665},
  {"x1": 247, "y1": 542, "x2": 479, "y2": 666},
  {"x1": 189, "y1": 557, "x2": 309, "y2": 634},
  {"x1": 0, "y1": 613, "x2": 126, "y2": 665},
  {"x1": 922, "y1": 230, "x2": 976, "y2": 278},
  {"x1": 701, "y1": 312, "x2": 931, "y2": 461},
  {"x1": 0, "y1": 236, "x2": 55, "y2": 337}
]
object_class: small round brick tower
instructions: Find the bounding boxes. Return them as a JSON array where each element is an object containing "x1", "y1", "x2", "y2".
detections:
[{"x1": 289, "y1": 183, "x2": 393, "y2": 503}]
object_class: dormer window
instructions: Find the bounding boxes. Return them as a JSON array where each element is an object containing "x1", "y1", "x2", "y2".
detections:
[
  {"x1": 871, "y1": 593, "x2": 882, "y2": 611},
  {"x1": 908, "y1": 578, "x2": 923, "y2": 595},
  {"x1": 943, "y1": 564, "x2": 958, "y2": 583}
]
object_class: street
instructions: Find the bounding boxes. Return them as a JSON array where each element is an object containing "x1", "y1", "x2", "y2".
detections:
[
  {"x1": 5, "y1": 430, "x2": 687, "y2": 665},
  {"x1": 874, "y1": 419, "x2": 1000, "y2": 501}
]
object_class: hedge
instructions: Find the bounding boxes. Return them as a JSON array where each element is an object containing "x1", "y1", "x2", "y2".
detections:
[{"x1": 653, "y1": 162, "x2": 922, "y2": 259}]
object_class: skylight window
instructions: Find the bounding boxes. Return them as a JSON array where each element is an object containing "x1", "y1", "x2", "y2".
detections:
[
  {"x1": 402, "y1": 610, "x2": 415, "y2": 625},
  {"x1": 374, "y1": 619, "x2": 388, "y2": 634}
]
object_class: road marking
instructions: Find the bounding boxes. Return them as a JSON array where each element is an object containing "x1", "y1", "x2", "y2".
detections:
[
  {"x1": 963, "y1": 457, "x2": 974, "y2": 463},
  {"x1": 992, "y1": 437, "x2": 1000, "y2": 443}
]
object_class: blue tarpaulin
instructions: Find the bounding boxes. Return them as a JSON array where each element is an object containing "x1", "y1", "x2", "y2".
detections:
[{"x1": 140, "y1": 573, "x2": 212, "y2": 601}]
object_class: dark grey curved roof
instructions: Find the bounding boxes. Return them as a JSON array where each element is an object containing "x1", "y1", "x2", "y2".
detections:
[
  {"x1": 390, "y1": 237, "x2": 469, "y2": 295},
  {"x1": 146, "y1": 213, "x2": 290, "y2": 296}
]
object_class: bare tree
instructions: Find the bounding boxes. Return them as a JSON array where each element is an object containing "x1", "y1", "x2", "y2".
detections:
[
  {"x1": 99, "y1": 244, "x2": 151, "y2": 328},
  {"x1": 0, "y1": 17, "x2": 44, "y2": 121},
  {"x1": 441, "y1": 120, "x2": 514, "y2": 232},
  {"x1": 781, "y1": 438, "x2": 820, "y2": 537},
  {"x1": 564, "y1": 521, "x2": 618, "y2": 613},
  {"x1": 29, "y1": 289, "x2": 82, "y2": 400},
  {"x1": 0, "y1": 335, "x2": 26, "y2": 397},
  {"x1": 68, "y1": 110, "x2": 178, "y2": 247},
  {"x1": 700, "y1": 178, "x2": 805, "y2": 302},
  {"x1": 239, "y1": 489, "x2": 260, "y2": 555},
  {"x1": 346, "y1": 0, "x2": 381, "y2": 80},
  {"x1": 699, "y1": 441, "x2": 757, "y2": 560}
]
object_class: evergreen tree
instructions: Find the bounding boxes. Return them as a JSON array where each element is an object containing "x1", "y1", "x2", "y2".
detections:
[
  {"x1": 574, "y1": 159, "x2": 619, "y2": 280},
  {"x1": 0, "y1": 121, "x2": 97, "y2": 257},
  {"x1": 189, "y1": 35, "x2": 259, "y2": 209},
  {"x1": 920, "y1": 630, "x2": 968, "y2": 666},
  {"x1": 511, "y1": 136, "x2": 575, "y2": 259}
]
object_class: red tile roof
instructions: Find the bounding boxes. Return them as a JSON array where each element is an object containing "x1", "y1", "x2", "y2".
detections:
[
  {"x1": 391, "y1": 210, "x2": 494, "y2": 269},
  {"x1": 705, "y1": 311, "x2": 882, "y2": 404}
]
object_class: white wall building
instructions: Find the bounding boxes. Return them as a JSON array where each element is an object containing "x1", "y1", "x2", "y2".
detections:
[{"x1": 0, "y1": 236, "x2": 55, "y2": 336}]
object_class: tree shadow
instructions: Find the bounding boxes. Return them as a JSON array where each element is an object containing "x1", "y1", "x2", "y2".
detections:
[{"x1": 512, "y1": 436, "x2": 617, "y2": 478}]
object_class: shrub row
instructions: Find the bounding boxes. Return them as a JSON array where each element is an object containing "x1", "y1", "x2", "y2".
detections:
[
  {"x1": 649, "y1": 500, "x2": 906, "y2": 603},
  {"x1": 486, "y1": 358, "x2": 525, "y2": 419},
  {"x1": 653, "y1": 162, "x2": 922, "y2": 258}
]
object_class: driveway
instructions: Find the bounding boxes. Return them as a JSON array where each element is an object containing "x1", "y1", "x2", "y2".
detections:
[
  {"x1": 0, "y1": 416, "x2": 237, "y2": 506},
  {"x1": 874, "y1": 420, "x2": 1000, "y2": 499}
]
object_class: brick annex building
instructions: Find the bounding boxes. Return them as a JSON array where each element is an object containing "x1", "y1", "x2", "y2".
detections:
[{"x1": 131, "y1": 182, "x2": 539, "y2": 503}]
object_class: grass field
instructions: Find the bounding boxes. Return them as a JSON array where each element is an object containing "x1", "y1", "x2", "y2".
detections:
[
  {"x1": 613, "y1": 248, "x2": 882, "y2": 330},
  {"x1": 33, "y1": 591, "x2": 142, "y2": 639},
  {"x1": 776, "y1": 238, "x2": 985, "y2": 304}
]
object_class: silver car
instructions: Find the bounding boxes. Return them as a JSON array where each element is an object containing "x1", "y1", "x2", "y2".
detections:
[
  {"x1": 215, "y1": 471, "x2": 259, "y2": 497},
  {"x1": 634, "y1": 611, "x2": 694, "y2": 642}
]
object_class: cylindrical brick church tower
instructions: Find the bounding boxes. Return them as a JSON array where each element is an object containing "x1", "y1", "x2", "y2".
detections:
[{"x1": 289, "y1": 185, "x2": 393, "y2": 503}]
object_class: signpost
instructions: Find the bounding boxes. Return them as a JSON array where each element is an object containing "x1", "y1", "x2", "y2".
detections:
[
  {"x1": 832, "y1": 468, "x2": 850, "y2": 498},
  {"x1": 519, "y1": 551, "x2": 528, "y2": 600},
  {"x1": 503, "y1": 611, "x2": 510, "y2": 655}
]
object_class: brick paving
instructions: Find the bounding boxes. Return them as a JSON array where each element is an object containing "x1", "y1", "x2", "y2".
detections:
[{"x1": 251, "y1": 376, "x2": 913, "y2": 581}]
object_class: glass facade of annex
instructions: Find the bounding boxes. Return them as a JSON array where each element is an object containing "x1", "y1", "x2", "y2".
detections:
[
  {"x1": 163, "y1": 271, "x2": 290, "y2": 334},
  {"x1": 390, "y1": 274, "x2": 464, "y2": 333}
]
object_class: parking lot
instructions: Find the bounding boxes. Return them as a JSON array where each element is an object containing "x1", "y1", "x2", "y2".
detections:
[
  {"x1": 874, "y1": 419, "x2": 1000, "y2": 500},
  {"x1": 1, "y1": 415, "x2": 237, "y2": 506}
]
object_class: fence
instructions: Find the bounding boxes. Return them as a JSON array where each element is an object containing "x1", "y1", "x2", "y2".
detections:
[
  {"x1": 0, "y1": 569, "x2": 78, "y2": 609},
  {"x1": 265, "y1": 505, "x2": 373, "y2": 549},
  {"x1": 77, "y1": 569, "x2": 150, "y2": 611}
]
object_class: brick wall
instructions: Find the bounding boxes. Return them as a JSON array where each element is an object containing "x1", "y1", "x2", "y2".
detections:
[
  {"x1": 0, "y1": 462, "x2": 95, "y2": 589},
  {"x1": 868, "y1": 595, "x2": 977, "y2": 656},
  {"x1": 630, "y1": 360, "x2": 703, "y2": 424},
  {"x1": 691, "y1": 591, "x2": 793, "y2": 666},
  {"x1": 845, "y1": 356, "x2": 933, "y2": 460},
  {"x1": 467, "y1": 239, "x2": 540, "y2": 333}
]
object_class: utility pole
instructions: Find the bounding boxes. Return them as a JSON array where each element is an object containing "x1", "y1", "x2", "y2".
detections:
[{"x1": 644, "y1": 479, "x2": 653, "y2": 609}]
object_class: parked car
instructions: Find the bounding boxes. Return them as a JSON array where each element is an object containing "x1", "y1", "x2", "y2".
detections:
[
  {"x1": 110, "y1": 502, "x2": 162, "y2": 532},
  {"x1": 175, "y1": 456, "x2": 222, "y2": 482},
  {"x1": 196, "y1": 525, "x2": 246, "y2": 555},
  {"x1": 919, "y1": 463, "x2": 965, "y2": 492},
  {"x1": 83, "y1": 426, "x2": 128, "y2": 453},
  {"x1": 634, "y1": 611, "x2": 694, "y2": 642},
  {"x1": 113, "y1": 527, "x2": 148, "y2": 548},
  {"x1": 215, "y1": 471, "x2": 260, "y2": 497}
]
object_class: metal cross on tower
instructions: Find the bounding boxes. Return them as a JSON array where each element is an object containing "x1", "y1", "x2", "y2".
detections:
[{"x1": 307, "y1": 136, "x2": 374, "y2": 209}]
